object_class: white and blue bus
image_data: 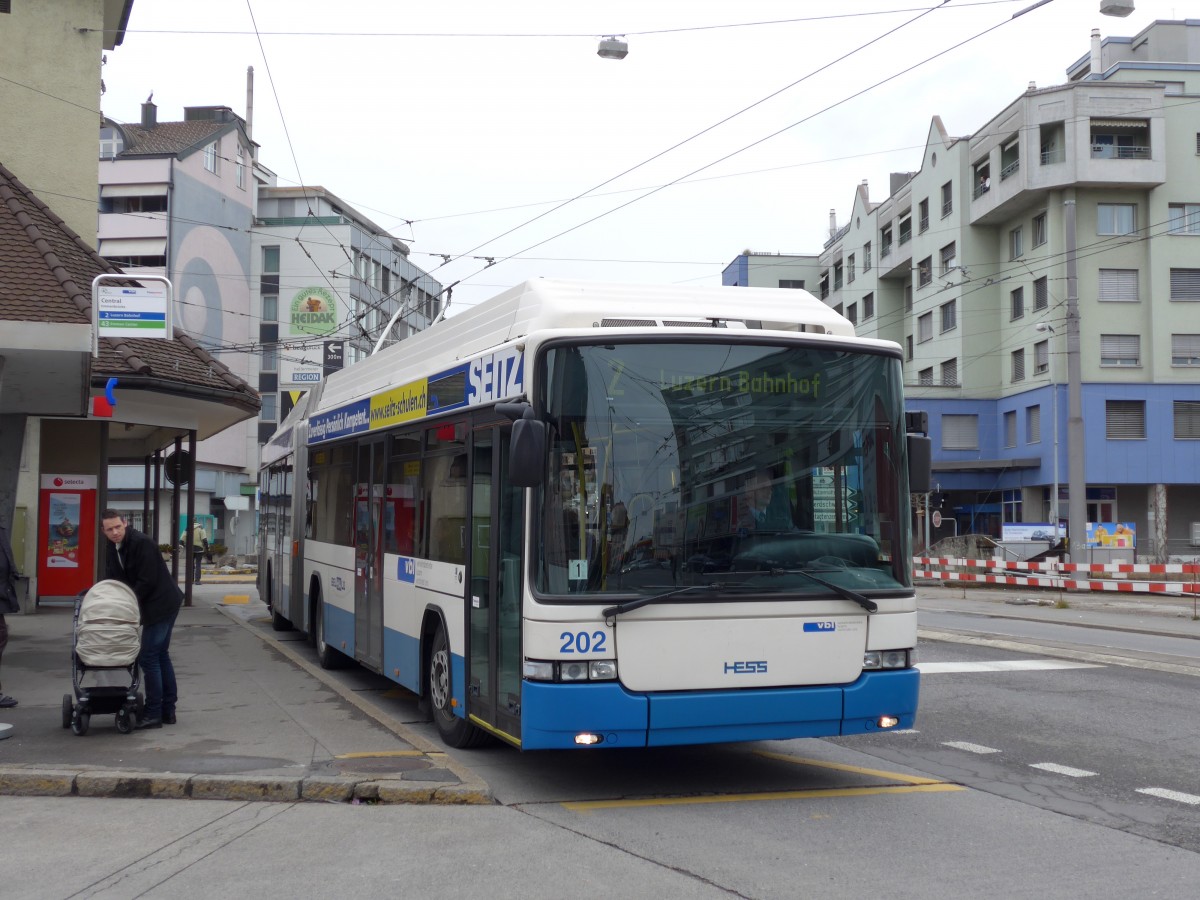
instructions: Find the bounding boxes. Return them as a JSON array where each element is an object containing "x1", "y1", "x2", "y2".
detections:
[{"x1": 259, "y1": 279, "x2": 930, "y2": 750}]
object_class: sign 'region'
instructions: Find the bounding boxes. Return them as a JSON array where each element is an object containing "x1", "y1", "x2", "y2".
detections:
[{"x1": 96, "y1": 285, "x2": 168, "y2": 339}]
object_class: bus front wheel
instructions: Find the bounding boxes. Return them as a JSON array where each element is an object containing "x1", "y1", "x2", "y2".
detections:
[{"x1": 429, "y1": 624, "x2": 485, "y2": 748}]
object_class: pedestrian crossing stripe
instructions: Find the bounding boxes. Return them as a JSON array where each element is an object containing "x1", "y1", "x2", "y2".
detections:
[{"x1": 917, "y1": 660, "x2": 1103, "y2": 674}]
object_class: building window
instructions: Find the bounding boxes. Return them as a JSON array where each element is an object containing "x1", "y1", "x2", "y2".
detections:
[
  {"x1": 939, "y1": 242, "x2": 956, "y2": 275},
  {"x1": 918, "y1": 199, "x2": 929, "y2": 233},
  {"x1": 1004, "y1": 410, "x2": 1017, "y2": 448},
  {"x1": 1011, "y1": 348, "x2": 1025, "y2": 382},
  {"x1": 1168, "y1": 204, "x2": 1200, "y2": 234},
  {"x1": 942, "y1": 414, "x2": 979, "y2": 450},
  {"x1": 905, "y1": 282, "x2": 913, "y2": 311},
  {"x1": 918, "y1": 312, "x2": 933, "y2": 343},
  {"x1": 1100, "y1": 334, "x2": 1140, "y2": 367},
  {"x1": 1171, "y1": 334, "x2": 1200, "y2": 366},
  {"x1": 941, "y1": 358, "x2": 957, "y2": 386},
  {"x1": 1099, "y1": 268, "x2": 1138, "y2": 302},
  {"x1": 1009, "y1": 227, "x2": 1023, "y2": 260},
  {"x1": 940, "y1": 299, "x2": 957, "y2": 333},
  {"x1": 833, "y1": 262, "x2": 843, "y2": 290},
  {"x1": 1034, "y1": 276, "x2": 1049, "y2": 310},
  {"x1": 1106, "y1": 400, "x2": 1145, "y2": 439},
  {"x1": 236, "y1": 144, "x2": 245, "y2": 189},
  {"x1": 941, "y1": 181, "x2": 953, "y2": 217},
  {"x1": 1032, "y1": 212, "x2": 1047, "y2": 247},
  {"x1": 819, "y1": 272, "x2": 829, "y2": 299},
  {"x1": 1091, "y1": 121, "x2": 1150, "y2": 159},
  {"x1": 1011, "y1": 286, "x2": 1025, "y2": 320},
  {"x1": 881, "y1": 227, "x2": 893, "y2": 258},
  {"x1": 918, "y1": 257, "x2": 932, "y2": 287},
  {"x1": 906, "y1": 335, "x2": 913, "y2": 360},
  {"x1": 1174, "y1": 401, "x2": 1200, "y2": 440},
  {"x1": 1097, "y1": 203, "x2": 1136, "y2": 235},
  {"x1": 1002, "y1": 489, "x2": 1022, "y2": 524},
  {"x1": 261, "y1": 344, "x2": 278, "y2": 372},
  {"x1": 899, "y1": 216, "x2": 912, "y2": 245},
  {"x1": 262, "y1": 295, "x2": 278, "y2": 322},
  {"x1": 203, "y1": 140, "x2": 219, "y2": 174},
  {"x1": 863, "y1": 292, "x2": 874, "y2": 320},
  {"x1": 863, "y1": 241, "x2": 872, "y2": 271},
  {"x1": 99, "y1": 125, "x2": 125, "y2": 159},
  {"x1": 1027, "y1": 404, "x2": 1041, "y2": 443},
  {"x1": 260, "y1": 393, "x2": 278, "y2": 422},
  {"x1": 261, "y1": 245, "x2": 280, "y2": 296},
  {"x1": 846, "y1": 253, "x2": 855, "y2": 283},
  {"x1": 919, "y1": 367, "x2": 934, "y2": 386},
  {"x1": 778, "y1": 279, "x2": 805, "y2": 289},
  {"x1": 847, "y1": 303, "x2": 858, "y2": 325},
  {"x1": 1170, "y1": 268, "x2": 1200, "y2": 301},
  {"x1": 1035, "y1": 339, "x2": 1049, "y2": 374}
]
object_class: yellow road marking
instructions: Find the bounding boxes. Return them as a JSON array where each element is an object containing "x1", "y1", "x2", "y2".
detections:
[
  {"x1": 335, "y1": 750, "x2": 426, "y2": 759},
  {"x1": 222, "y1": 595, "x2": 250, "y2": 605},
  {"x1": 752, "y1": 750, "x2": 945, "y2": 786},
  {"x1": 563, "y1": 782, "x2": 963, "y2": 811}
]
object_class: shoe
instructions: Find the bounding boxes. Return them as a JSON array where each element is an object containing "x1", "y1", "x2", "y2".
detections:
[
  {"x1": 0, "y1": 694, "x2": 17, "y2": 708},
  {"x1": 162, "y1": 711, "x2": 176, "y2": 725},
  {"x1": 136, "y1": 716, "x2": 163, "y2": 729}
]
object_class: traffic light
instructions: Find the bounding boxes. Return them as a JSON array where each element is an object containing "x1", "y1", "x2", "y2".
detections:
[{"x1": 929, "y1": 491, "x2": 945, "y2": 509}]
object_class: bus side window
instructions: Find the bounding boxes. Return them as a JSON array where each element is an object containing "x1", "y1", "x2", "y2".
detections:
[{"x1": 423, "y1": 453, "x2": 466, "y2": 565}]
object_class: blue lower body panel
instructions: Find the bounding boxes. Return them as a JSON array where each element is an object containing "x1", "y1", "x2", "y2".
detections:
[
  {"x1": 322, "y1": 603, "x2": 355, "y2": 659},
  {"x1": 520, "y1": 669, "x2": 919, "y2": 750}
]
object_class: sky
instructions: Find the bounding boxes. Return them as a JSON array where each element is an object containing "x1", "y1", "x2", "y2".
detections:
[{"x1": 101, "y1": 0, "x2": 1188, "y2": 313}]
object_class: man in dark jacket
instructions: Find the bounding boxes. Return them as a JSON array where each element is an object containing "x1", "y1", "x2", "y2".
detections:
[
  {"x1": 0, "y1": 522, "x2": 20, "y2": 708},
  {"x1": 101, "y1": 510, "x2": 182, "y2": 728}
]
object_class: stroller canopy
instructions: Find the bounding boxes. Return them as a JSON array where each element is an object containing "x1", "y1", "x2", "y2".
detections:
[{"x1": 77, "y1": 579, "x2": 141, "y2": 667}]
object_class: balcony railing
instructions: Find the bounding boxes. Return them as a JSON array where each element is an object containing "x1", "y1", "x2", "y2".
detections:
[
  {"x1": 1091, "y1": 144, "x2": 1150, "y2": 160},
  {"x1": 1000, "y1": 158, "x2": 1020, "y2": 180},
  {"x1": 1041, "y1": 148, "x2": 1065, "y2": 165}
]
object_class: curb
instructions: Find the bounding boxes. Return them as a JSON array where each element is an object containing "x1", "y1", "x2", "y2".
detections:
[{"x1": 0, "y1": 766, "x2": 493, "y2": 804}]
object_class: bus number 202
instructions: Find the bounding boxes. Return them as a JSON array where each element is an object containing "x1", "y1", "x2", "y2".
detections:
[{"x1": 559, "y1": 630, "x2": 607, "y2": 654}]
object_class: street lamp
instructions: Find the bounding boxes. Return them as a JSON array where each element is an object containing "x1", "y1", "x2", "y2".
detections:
[
  {"x1": 1036, "y1": 322, "x2": 1060, "y2": 539},
  {"x1": 597, "y1": 36, "x2": 629, "y2": 60}
]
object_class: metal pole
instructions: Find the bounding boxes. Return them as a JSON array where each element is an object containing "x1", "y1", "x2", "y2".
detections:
[{"x1": 1064, "y1": 196, "x2": 1087, "y2": 561}]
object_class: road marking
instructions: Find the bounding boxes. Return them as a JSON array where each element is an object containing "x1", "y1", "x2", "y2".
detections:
[
  {"x1": 1030, "y1": 762, "x2": 1097, "y2": 778},
  {"x1": 918, "y1": 660, "x2": 1103, "y2": 674},
  {"x1": 335, "y1": 750, "x2": 426, "y2": 759},
  {"x1": 942, "y1": 741, "x2": 1001, "y2": 754},
  {"x1": 1137, "y1": 787, "x2": 1200, "y2": 806},
  {"x1": 753, "y1": 751, "x2": 945, "y2": 785},
  {"x1": 562, "y1": 783, "x2": 964, "y2": 812},
  {"x1": 221, "y1": 594, "x2": 250, "y2": 605}
]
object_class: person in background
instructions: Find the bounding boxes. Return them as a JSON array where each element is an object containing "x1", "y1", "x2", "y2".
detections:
[
  {"x1": 742, "y1": 468, "x2": 795, "y2": 532},
  {"x1": 0, "y1": 522, "x2": 20, "y2": 709},
  {"x1": 180, "y1": 519, "x2": 207, "y2": 584},
  {"x1": 102, "y1": 510, "x2": 182, "y2": 728}
]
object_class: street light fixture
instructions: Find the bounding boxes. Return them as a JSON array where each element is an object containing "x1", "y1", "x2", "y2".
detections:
[{"x1": 597, "y1": 36, "x2": 629, "y2": 60}]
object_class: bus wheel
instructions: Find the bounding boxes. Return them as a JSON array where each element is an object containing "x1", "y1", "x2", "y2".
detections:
[
  {"x1": 315, "y1": 595, "x2": 345, "y2": 670},
  {"x1": 271, "y1": 607, "x2": 291, "y2": 632},
  {"x1": 429, "y1": 624, "x2": 485, "y2": 748}
]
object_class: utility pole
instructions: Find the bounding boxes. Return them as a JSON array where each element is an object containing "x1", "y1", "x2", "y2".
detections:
[{"x1": 1064, "y1": 196, "x2": 1087, "y2": 561}]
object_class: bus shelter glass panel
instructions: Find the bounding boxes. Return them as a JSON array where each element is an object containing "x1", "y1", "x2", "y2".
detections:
[{"x1": 536, "y1": 341, "x2": 911, "y2": 599}]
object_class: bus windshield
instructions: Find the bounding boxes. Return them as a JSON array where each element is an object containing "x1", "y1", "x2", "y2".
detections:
[{"x1": 535, "y1": 340, "x2": 912, "y2": 599}]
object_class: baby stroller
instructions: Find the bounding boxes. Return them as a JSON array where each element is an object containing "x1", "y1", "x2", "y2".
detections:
[{"x1": 62, "y1": 579, "x2": 143, "y2": 735}]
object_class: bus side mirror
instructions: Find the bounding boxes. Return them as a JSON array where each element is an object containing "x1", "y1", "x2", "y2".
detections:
[
  {"x1": 509, "y1": 412, "x2": 546, "y2": 488},
  {"x1": 907, "y1": 435, "x2": 932, "y2": 495}
]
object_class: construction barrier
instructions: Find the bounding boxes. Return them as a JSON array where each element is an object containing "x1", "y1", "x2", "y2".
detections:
[{"x1": 913, "y1": 556, "x2": 1200, "y2": 595}]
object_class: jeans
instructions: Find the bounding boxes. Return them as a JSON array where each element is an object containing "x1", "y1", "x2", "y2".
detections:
[
  {"x1": 191, "y1": 552, "x2": 202, "y2": 583},
  {"x1": 139, "y1": 612, "x2": 178, "y2": 720}
]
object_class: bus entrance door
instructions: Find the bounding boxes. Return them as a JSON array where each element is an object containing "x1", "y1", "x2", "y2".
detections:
[
  {"x1": 355, "y1": 439, "x2": 385, "y2": 670},
  {"x1": 468, "y1": 426, "x2": 524, "y2": 744}
]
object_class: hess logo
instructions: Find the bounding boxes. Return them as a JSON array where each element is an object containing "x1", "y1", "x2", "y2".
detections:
[{"x1": 723, "y1": 660, "x2": 768, "y2": 674}]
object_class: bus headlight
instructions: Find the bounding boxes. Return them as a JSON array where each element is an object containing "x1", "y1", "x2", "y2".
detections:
[
  {"x1": 863, "y1": 649, "x2": 914, "y2": 670},
  {"x1": 522, "y1": 659, "x2": 619, "y2": 682}
]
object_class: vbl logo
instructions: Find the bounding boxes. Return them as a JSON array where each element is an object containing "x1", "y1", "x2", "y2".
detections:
[
  {"x1": 398, "y1": 557, "x2": 416, "y2": 583},
  {"x1": 724, "y1": 660, "x2": 768, "y2": 674}
]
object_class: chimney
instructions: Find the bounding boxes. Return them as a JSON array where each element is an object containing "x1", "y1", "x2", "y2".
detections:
[
  {"x1": 1090, "y1": 28, "x2": 1102, "y2": 79},
  {"x1": 1028, "y1": 81, "x2": 1037, "y2": 92},
  {"x1": 829, "y1": 209, "x2": 838, "y2": 239},
  {"x1": 141, "y1": 97, "x2": 157, "y2": 128},
  {"x1": 246, "y1": 66, "x2": 255, "y2": 149}
]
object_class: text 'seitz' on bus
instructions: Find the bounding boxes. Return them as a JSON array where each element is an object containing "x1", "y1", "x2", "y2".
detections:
[{"x1": 259, "y1": 280, "x2": 932, "y2": 750}]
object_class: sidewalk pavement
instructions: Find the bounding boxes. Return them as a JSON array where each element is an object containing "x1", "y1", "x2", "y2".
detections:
[{"x1": 0, "y1": 585, "x2": 491, "y2": 805}]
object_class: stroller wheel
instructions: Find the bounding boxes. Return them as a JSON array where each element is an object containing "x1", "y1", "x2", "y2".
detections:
[
  {"x1": 115, "y1": 710, "x2": 133, "y2": 734},
  {"x1": 62, "y1": 695, "x2": 73, "y2": 729},
  {"x1": 71, "y1": 711, "x2": 90, "y2": 736}
]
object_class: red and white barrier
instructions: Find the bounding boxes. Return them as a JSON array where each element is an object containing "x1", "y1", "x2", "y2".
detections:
[{"x1": 913, "y1": 557, "x2": 1200, "y2": 595}]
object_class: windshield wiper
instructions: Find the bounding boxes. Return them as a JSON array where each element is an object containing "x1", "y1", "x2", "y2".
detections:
[
  {"x1": 767, "y1": 567, "x2": 878, "y2": 613},
  {"x1": 602, "y1": 584, "x2": 718, "y2": 621}
]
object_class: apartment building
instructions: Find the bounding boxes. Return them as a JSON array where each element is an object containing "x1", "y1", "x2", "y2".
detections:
[
  {"x1": 816, "y1": 20, "x2": 1200, "y2": 560},
  {"x1": 253, "y1": 184, "x2": 443, "y2": 444}
]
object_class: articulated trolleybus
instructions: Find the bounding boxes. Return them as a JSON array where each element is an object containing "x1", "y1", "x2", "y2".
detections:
[{"x1": 260, "y1": 279, "x2": 930, "y2": 750}]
